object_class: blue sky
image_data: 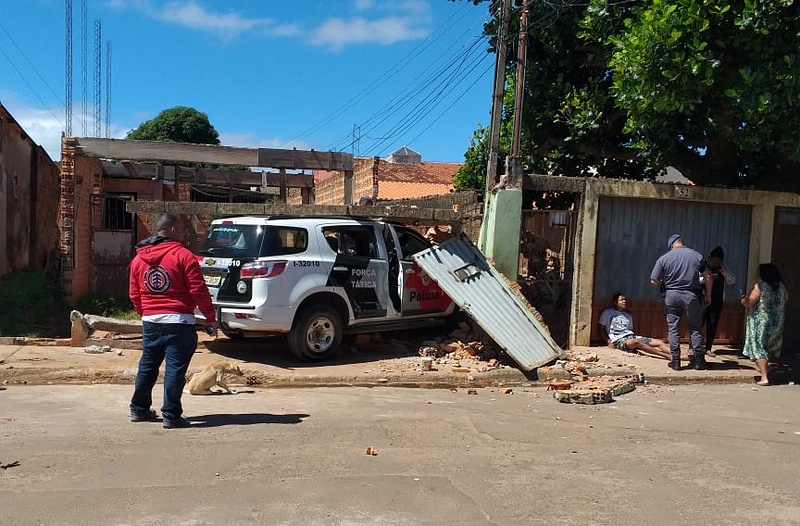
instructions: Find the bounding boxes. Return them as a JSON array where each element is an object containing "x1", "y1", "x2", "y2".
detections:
[{"x1": 1, "y1": 0, "x2": 495, "y2": 163}]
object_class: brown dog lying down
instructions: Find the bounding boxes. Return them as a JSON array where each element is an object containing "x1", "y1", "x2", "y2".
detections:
[{"x1": 186, "y1": 360, "x2": 244, "y2": 395}]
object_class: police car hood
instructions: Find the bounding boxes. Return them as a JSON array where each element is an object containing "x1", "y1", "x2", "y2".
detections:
[{"x1": 134, "y1": 236, "x2": 184, "y2": 265}]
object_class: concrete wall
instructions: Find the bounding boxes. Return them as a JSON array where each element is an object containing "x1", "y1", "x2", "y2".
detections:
[
  {"x1": 554, "y1": 177, "x2": 800, "y2": 347},
  {"x1": 0, "y1": 105, "x2": 59, "y2": 279}
]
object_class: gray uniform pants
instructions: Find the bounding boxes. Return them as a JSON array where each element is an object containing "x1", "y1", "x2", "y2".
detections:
[{"x1": 664, "y1": 289, "x2": 705, "y2": 360}]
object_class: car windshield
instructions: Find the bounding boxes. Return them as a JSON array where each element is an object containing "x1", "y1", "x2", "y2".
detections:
[
  {"x1": 197, "y1": 224, "x2": 264, "y2": 258},
  {"x1": 197, "y1": 224, "x2": 309, "y2": 258}
]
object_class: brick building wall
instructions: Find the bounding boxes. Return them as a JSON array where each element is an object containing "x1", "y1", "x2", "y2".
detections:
[
  {"x1": 0, "y1": 105, "x2": 59, "y2": 279},
  {"x1": 68, "y1": 156, "x2": 102, "y2": 301},
  {"x1": 312, "y1": 157, "x2": 460, "y2": 205},
  {"x1": 32, "y1": 145, "x2": 60, "y2": 269},
  {"x1": 314, "y1": 172, "x2": 347, "y2": 205}
]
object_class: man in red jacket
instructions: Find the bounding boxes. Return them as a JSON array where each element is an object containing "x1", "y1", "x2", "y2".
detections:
[{"x1": 129, "y1": 213, "x2": 217, "y2": 429}]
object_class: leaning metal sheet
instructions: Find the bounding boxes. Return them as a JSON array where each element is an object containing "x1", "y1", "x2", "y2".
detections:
[{"x1": 413, "y1": 235, "x2": 560, "y2": 371}]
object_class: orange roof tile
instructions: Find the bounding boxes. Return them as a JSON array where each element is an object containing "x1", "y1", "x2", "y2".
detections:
[
  {"x1": 379, "y1": 161, "x2": 462, "y2": 185},
  {"x1": 378, "y1": 181, "x2": 454, "y2": 200}
]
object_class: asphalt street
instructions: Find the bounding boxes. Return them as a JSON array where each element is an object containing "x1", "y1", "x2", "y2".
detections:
[{"x1": 1, "y1": 384, "x2": 799, "y2": 526}]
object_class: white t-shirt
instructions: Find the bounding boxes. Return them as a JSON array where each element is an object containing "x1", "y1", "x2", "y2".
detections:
[
  {"x1": 598, "y1": 308, "x2": 635, "y2": 343},
  {"x1": 141, "y1": 313, "x2": 196, "y2": 324}
]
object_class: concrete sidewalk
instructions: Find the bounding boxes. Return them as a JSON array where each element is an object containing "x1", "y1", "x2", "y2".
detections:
[{"x1": 0, "y1": 332, "x2": 773, "y2": 389}]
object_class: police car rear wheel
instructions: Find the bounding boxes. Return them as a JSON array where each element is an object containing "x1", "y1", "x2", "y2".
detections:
[{"x1": 289, "y1": 306, "x2": 343, "y2": 361}]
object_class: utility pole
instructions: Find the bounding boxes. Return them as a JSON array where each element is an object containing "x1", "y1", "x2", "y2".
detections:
[
  {"x1": 510, "y1": 0, "x2": 529, "y2": 186},
  {"x1": 478, "y1": 0, "x2": 523, "y2": 281},
  {"x1": 484, "y1": 0, "x2": 511, "y2": 195}
]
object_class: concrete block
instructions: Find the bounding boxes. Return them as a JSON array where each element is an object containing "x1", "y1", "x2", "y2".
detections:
[{"x1": 553, "y1": 388, "x2": 613, "y2": 405}]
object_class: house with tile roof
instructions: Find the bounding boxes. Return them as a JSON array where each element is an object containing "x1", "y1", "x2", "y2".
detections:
[{"x1": 296, "y1": 146, "x2": 462, "y2": 205}]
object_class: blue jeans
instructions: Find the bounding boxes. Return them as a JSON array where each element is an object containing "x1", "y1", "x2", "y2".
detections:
[{"x1": 130, "y1": 322, "x2": 197, "y2": 420}]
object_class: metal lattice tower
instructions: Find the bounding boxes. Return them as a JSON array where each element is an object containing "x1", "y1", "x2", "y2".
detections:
[
  {"x1": 65, "y1": 0, "x2": 73, "y2": 136},
  {"x1": 81, "y1": 0, "x2": 87, "y2": 135},
  {"x1": 105, "y1": 41, "x2": 111, "y2": 138},
  {"x1": 93, "y1": 19, "x2": 101, "y2": 137}
]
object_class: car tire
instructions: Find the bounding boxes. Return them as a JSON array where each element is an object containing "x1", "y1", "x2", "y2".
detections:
[{"x1": 288, "y1": 306, "x2": 343, "y2": 361}]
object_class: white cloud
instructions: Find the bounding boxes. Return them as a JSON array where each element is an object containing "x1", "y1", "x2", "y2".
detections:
[
  {"x1": 108, "y1": 0, "x2": 283, "y2": 39},
  {"x1": 312, "y1": 17, "x2": 430, "y2": 49},
  {"x1": 354, "y1": 0, "x2": 375, "y2": 11},
  {"x1": 1, "y1": 92, "x2": 128, "y2": 161},
  {"x1": 108, "y1": 0, "x2": 430, "y2": 48},
  {"x1": 310, "y1": 0, "x2": 433, "y2": 49},
  {"x1": 0, "y1": 93, "x2": 63, "y2": 160}
]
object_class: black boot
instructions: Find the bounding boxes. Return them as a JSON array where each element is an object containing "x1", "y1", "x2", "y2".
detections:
[
  {"x1": 694, "y1": 354, "x2": 708, "y2": 370},
  {"x1": 668, "y1": 359, "x2": 681, "y2": 371}
]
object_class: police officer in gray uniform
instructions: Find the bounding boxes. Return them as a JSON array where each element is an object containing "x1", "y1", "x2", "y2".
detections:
[{"x1": 650, "y1": 234, "x2": 713, "y2": 370}]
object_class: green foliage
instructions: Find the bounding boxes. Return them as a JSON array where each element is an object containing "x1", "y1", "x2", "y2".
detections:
[
  {"x1": 0, "y1": 269, "x2": 69, "y2": 336},
  {"x1": 75, "y1": 293, "x2": 140, "y2": 320},
  {"x1": 459, "y1": 0, "x2": 800, "y2": 190},
  {"x1": 126, "y1": 106, "x2": 221, "y2": 145},
  {"x1": 455, "y1": 126, "x2": 490, "y2": 190}
]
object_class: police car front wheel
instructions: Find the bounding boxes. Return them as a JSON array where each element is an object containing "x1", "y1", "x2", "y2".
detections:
[{"x1": 288, "y1": 306, "x2": 343, "y2": 361}]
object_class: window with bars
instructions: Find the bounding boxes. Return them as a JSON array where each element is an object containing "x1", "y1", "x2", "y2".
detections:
[{"x1": 102, "y1": 194, "x2": 134, "y2": 230}]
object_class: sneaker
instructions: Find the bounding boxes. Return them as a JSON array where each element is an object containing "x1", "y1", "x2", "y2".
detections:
[
  {"x1": 163, "y1": 416, "x2": 192, "y2": 429},
  {"x1": 667, "y1": 360, "x2": 681, "y2": 371},
  {"x1": 130, "y1": 409, "x2": 159, "y2": 422}
]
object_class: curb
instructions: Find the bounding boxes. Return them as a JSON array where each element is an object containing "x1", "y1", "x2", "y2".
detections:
[{"x1": 0, "y1": 364, "x2": 760, "y2": 389}]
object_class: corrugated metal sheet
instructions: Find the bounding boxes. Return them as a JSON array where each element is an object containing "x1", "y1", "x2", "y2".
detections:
[
  {"x1": 594, "y1": 197, "x2": 752, "y2": 303},
  {"x1": 413, "y1": 235, "x2": 561, "y2": 371}
]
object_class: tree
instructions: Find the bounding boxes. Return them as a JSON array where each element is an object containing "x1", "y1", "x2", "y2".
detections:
[
  {"x1": 126, "y1": 106, "x2": 220, "y2": 145},
  {"x1": 457, "y1": 0, "x2": 800, "y2": 190}
]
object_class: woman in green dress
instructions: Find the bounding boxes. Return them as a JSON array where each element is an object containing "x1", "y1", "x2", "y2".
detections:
[{"x1": 741, "y1": 263, "x2": 788, "y2": 386}]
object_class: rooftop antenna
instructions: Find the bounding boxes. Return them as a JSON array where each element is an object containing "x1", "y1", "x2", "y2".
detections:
[
  {"x1": 93, "y1": 19, "x2": 101, "y2": 137},
  {"x1": 105, "y1": 41, "x2": 111, "y2": 137},
  {"x1": 65, "y1": 0, "x2": 73, "y2": 136},
  {"x1": 81, "y1": 0, "x2": 87, "y2": 135}
]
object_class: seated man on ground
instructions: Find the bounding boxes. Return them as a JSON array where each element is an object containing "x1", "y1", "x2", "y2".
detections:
[{"x1": 598, "y1": 293, "x2": 687, "y2": 361}]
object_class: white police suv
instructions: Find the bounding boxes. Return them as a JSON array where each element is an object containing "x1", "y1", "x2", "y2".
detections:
[{"x1": 195, "y1": 215, "x2": 455, "y2": 361}]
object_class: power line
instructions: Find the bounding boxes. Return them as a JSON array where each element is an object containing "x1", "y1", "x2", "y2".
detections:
[
  {"x1": 328, "y1": 32, "x2": 491, "y2": 155},
  {"x1": 362, "y1": 39, "x2": 491, "y2": 155},
  {"x1": 326, "y1": 32, "x2": 489, "y2": 152},
  {"x1": 283, "y1": 1, "x2": 484, "y2": 149},
  {"x1": 0, "y1": 44, "x2": 64, "y2": 125},
  {"x1": 337, "y1": 0, "x2": 591, "y2": 158},
  {"x1": 400, "y1": 63, "x2": 494, "y2": 156},
  {"x1": 0, "y1": 22, "x2": 65, "y2": 107}
]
